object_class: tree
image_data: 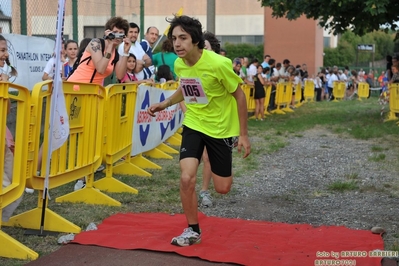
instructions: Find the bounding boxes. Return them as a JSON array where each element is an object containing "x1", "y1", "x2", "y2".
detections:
[
  {"x1": 260, "y1": 0, "x2": 399, "y2": 37},
  {"x1": 223, "y1": 43, "x2": 264, "y2": 62},
  {"x1": 323, "y1": 30, "x2": 395, "y2": 67},
  {"x1": 324, "y1": 41, "x2": 355, "y2": 67}
]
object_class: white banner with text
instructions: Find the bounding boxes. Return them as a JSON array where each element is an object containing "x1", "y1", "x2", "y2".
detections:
[
  {"x1": 2, "y1": 34, "x2": 55, "y2": 90},
  {"x1": 131, "y1": 85, "x2": 184, "y2": 156}
]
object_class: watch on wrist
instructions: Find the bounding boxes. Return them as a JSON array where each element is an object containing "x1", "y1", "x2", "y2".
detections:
[{"x1": 104, "y1": 52, "x2": 111, "y2": 59}]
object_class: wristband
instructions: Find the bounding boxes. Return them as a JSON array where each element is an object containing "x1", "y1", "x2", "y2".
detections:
[{"x1": 122, "y1": 53, "x2": 129, "y2": 57}]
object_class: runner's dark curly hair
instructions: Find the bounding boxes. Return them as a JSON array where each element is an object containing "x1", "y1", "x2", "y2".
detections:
[{"x1": 203, "y1": 31, "x2": 220, "y2": 54}]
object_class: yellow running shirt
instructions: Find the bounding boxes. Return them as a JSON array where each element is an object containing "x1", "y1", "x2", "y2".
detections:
[{"x1": 174, "y1": 49, "x2": 243, "y2": 138}]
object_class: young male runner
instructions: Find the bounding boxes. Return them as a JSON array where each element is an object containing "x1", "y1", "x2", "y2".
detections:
[{"x1": 147, "y1": 15, "x2": 251, "y2": 247}]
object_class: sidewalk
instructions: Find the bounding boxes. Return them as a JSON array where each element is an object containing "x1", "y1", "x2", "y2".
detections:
[{"x1": 25, "y1": 244, "x2": 237, "y2": 266}]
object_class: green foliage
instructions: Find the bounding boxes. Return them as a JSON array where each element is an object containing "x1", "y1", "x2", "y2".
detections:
[
  {"x1": 259, "y1": 0, "x2": 399, "y2": 37},
  {"x1": 340, "y1": 31, "x2": 395, "y2": 61},
  {"x1": 323, "y1": 30, "x2": 395, "y2": 67},
  {"x1": 324, "y1": 40, "x2": 355, "y2": 67},
  {"x1": 223, "y1": 43, "x2": 264, "y2": 62}
]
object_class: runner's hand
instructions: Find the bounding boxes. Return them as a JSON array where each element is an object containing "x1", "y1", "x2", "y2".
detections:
[
  {"x1": 147, "y1": 101, "x2": 168, "y2": 117},
  {"x1": 237, "y1": 135, "x2": 251, "y2": 158}
]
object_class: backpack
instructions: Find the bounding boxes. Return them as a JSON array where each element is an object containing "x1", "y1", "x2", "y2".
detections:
[{"x1": 67, "y1": 38, "x2": 119, "y2": 82}]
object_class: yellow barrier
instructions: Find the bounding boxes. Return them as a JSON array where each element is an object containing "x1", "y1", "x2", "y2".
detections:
[
  {"x1": 357, "y1": 82, "x2": 370, "y2": 101},
  {"x1": 263, "y1": 85, "x2": 272, "y2": 116},
  {"x1": 271, "y1": 82, "x2": 293, "y2": 114},
  {"x1": 293, "y1": 83, "x2": 303, "y2": 108},
  {"x1": 384, "y1": 83, "x2": 399, "y2": 122},
  {"x1": 241, "y1": 84, "x2": 255, "y2": 114},
  {"x1": 332, "y1": 81, "x2": 346, "y2": 101},
  {"x1": 4, "y1": 81, "x2": 119, "y2": 237},
  {"x1": 94, "y1": 83, "x2": 146, "y2": 193},
  {"x1": 0, "y1": 82, "x2": 38, "y2": 260},
  {"x1": 304, "y1": 80, "x2": 315, "y2": 103}
]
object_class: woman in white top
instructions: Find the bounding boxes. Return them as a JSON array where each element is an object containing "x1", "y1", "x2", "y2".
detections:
[
  {"x1": 327, "y1": 66, "x2": 339, "y2": 100},
  {"x1": 245, "y1": 58, "x2": 259, "y2": 84}
]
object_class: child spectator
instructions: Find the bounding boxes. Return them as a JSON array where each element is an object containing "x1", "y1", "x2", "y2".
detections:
[
  {"x1": 0, "y1": 34, "x2": 23, "y2": 221},
  {"x1": 119, "y1": 53, "x2": 138, "y2": 83}
]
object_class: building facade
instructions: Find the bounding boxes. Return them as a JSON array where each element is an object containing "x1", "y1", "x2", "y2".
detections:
[{"x1": 9, "y1": 0, "x2": 324, "y2": 72}]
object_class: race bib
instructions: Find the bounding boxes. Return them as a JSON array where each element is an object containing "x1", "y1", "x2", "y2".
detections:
[{"x1": 180, "y1": 78, "x2": 209, "y2": 104}]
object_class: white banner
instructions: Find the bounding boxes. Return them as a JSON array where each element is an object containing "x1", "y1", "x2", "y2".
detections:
[
  {"x1": 132, "y1": 85, "x2": 184, "y2": 156},
  {"x1": 2, "y1": 33, "x2": 55, "y2": 90}
]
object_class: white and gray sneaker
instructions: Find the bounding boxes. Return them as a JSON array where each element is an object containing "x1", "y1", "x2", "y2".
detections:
[
  {"x1": 171, "y1": 227, "x2": 201, "y2": 247},
  {"x1": 74, "y1": 180, "x2": 86, "y2": 191},
  {"x1": 199, "y1": 190, "x2": 213, "y2": 207}
]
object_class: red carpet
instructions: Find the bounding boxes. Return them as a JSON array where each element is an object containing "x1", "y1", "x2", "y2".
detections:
[{"x1": 72, "y1": 212, "x2": 383, "y2": 266}]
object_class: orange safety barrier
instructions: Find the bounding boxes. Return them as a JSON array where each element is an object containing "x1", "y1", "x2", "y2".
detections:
[
  {"x1": 271, "y1": 82, "x2": 293, "y2": 114},
  {"x1": 303, "y1": 80, "x2": 315, "y2": 103},
  {"x1": 4, "y1": 80, "x2": 117, "y2": 237},
  {"x1": 384, "y1": 83, "x2": 399, "y2": 122},
  {"x1": 332, "y1": 81, "x2": 346, "y2": 101},
  {"x1": 0, "y1": 82, "x2": 38, "y2": 260},
  {"x1": 357, "y1": 82, "x2": 370, "y2": 101}
]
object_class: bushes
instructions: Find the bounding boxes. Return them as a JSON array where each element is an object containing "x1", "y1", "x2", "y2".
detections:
[{"x1": 223, "y1": 43, "x2": 264, "y2": 62}]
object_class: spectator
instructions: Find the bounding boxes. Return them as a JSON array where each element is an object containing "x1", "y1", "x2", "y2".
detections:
[
  {"x1": 261, "y1": 54, "x2": 270, "y2": 68},
  {"x1": 118, "y1": 22, "x2": 152, "y2": 81},
  {"x1": 253, "y1": 65, "x2": 267, "y2": 121},
  {"x1": 327, "y1": 66, "x2": 339, "y2": 101},
  {"x1": 0, "y1": 34, "x2": 22, "y2": 222},
  {"x1": 389, "y1": 64, "x2": 399, "y2": 84},
  {"x1": 67, "y1": 16, "x2": 132, "y2": 190},
  {"x1": 156, "y1": 65, "x2": 174, "y2": 83},
  {"x1": 246, "y1": 58, "x2": 259, "y2": 83},
  {"x1": 219, "y1": 48, "x2": 227, "y2": 57},
  {"x1": 240, "y1": 57, "x2": 249, "y2": 80},
  {"x1": 141, "y1": 26, "x2": 159, "y2": 79},
  {"x1": 68, "y1": 17, "x2": 130, "y2": 85},
  {"x1": 119, "y1": 53, "x2": 154, "y2": 84},
  {"x1": 119, "y1": 53, "x2": 138, "y2": 83},
  {"x1": 233, "y1": 60, "x2": 242, "y2": 76},
  {"x1": 63, "y1": 40, "x2": 78, "y2": 79},
  {"x1": 152, "y1": 39, "x2": 178, "y2": 80},
  {"x1": 42, "y1": 41, "x2": 66, "y2": 80},
  {"x1": 315, "y1": 72, "x2": 323, "y2": 101}
]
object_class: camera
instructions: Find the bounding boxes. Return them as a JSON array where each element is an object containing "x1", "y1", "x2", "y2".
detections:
[{"x1": 104, "y1": 32, "x2": 125, "y2": 40}]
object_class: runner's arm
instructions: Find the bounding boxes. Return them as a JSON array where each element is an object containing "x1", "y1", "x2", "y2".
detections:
[{"x1": 232, "y1": 85, "x2": 251, "y2": 158}]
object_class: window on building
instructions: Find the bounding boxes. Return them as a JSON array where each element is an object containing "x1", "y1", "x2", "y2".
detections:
[
  {"x1": 216, "y1": 35, "x2": 264, "y2": 47},
  {"x1": 84, "y1": 26, "x2": 105, "y2": 39},
  {"x1": 324, "y1": 37, "x2": 331, "y2": 48}
]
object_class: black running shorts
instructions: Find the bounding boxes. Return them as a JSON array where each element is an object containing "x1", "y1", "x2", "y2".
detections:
[{"x1": 179, "y1": 126, "x2": 236, "y2": 177}]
